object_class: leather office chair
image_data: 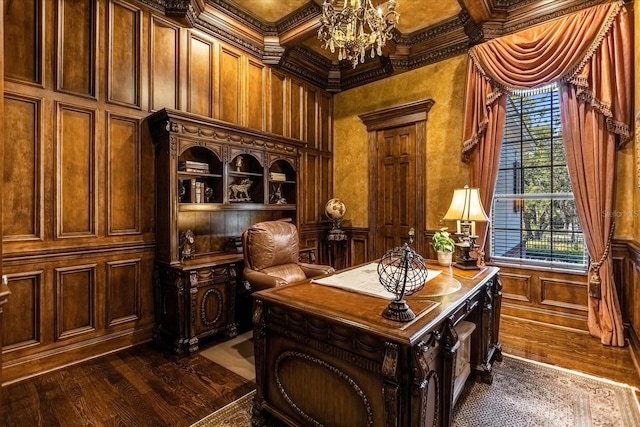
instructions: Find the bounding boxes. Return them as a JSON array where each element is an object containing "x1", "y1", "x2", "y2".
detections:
[{"x1": 242, "y1": 220, "x2": 334, "y2": 291}]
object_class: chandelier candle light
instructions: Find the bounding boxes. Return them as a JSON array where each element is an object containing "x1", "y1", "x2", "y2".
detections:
[{"x1": 318, "y1": 0, "x2": 399, "y2": 68}]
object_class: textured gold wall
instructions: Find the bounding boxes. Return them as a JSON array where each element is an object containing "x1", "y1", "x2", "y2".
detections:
[
  {"x1": 333, "y1": 55, "x2": 470, "y2": 229},
  {"x1": 334, "y1": 37, "x2": 636, "y2": 238},
  {"x1": 633, "y1": 6, "x2": 640, "y2": 241}
]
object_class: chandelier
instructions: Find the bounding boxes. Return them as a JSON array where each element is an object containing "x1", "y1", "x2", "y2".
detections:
[{"x1": 318, "y1": 0, "x2": 399, "y2": 68}]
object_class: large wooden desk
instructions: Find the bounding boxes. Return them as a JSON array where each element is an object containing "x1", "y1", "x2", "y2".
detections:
[{"x1": 252, "y1": 264, "x2": 502, "y2": 427}]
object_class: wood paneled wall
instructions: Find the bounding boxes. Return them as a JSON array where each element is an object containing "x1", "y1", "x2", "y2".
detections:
[
  {"x1": 423, "y1": 231, "x2": 589, "y2": 330},
  {"x1": 0, "y1": 0, "x2": 6, "y2": 403},
  {"x1": 2, "y1": 0, "x2": 332, "y2": 384},
  {"x1": 612, "y1": 241, "x2": 640, "y2": 376}
]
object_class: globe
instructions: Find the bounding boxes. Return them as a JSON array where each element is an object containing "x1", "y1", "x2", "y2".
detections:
[
  {"x1": 378, "y1": 243, "x2": 429, "y2": 322},
  {"x1": 325, "y1": 198, "x2": 346, "y2": 227}
]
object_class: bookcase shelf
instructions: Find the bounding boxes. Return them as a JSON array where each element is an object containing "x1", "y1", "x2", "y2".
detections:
[{"x1": 147, "y1": 108, "x2": 303, "y2": 354}]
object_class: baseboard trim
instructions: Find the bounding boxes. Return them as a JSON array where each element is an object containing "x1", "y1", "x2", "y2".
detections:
[
  {"x1": 628, "y1": 325, "x2": 640, "y2": 381},
  {"x1": 501, "y1": 302, "x2": 588, "y2": 332},
  {"x1": 2, "y1": 325, "x2": 154, "y2": 385}
]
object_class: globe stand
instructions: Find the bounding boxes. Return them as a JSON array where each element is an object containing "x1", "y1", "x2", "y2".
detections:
[
  {"x1": 382, "y1": 299, "x2": 415, "y2": 322},
  {"x1": 377, "y1": 240, "x2": 428, "y2": 323}
]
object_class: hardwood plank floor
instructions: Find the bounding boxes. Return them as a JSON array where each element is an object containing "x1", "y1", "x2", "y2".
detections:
[
  {"x1": 500, "y1": 315, "x2": 640, "y2": 388},
  {"x1": 0, "y1": 343, "x2": 254, "y2": 427},
  {"x1": 2, "y1": 317, "x2": 638, "y2": 426}
]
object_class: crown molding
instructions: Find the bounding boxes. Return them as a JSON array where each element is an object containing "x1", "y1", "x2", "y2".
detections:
[{"x1": 130, "y1": 0, "x2": 618, "y2": 92}]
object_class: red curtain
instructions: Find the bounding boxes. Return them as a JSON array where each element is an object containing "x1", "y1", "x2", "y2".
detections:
[{"x1": 462, "y1": 1, "x2": 631, "y2": 346}]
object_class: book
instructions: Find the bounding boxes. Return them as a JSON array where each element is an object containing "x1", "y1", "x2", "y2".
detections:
[
  {"x1": 269, "y1": 172, "x2": 287, "y2": 181},
  {"x1": 179, "y1": 160, "x2": 209, "y2": 174},
  {"x1": 225, "y1": 236, "x2": 243, "y2": 253}
]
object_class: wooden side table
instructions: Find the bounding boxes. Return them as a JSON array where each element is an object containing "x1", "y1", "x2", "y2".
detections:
[{"x1": 327, "y1": 228, "x2": 348, "y2": 270}]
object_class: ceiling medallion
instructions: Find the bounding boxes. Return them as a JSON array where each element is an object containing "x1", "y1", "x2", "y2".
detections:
[{"x1": 318, "y1": 0, "x2": 399, "y2": 68}]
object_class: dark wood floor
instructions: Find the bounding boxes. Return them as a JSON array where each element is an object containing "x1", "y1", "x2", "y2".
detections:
[
  {"x1": 2, "y1": 317, "x2": 639, "y2": 426},
  {"x1": 500, "y1": 315, "x2": 640, "y2": 389},
  {"x1": 0, "y1": 343, "x2": 254, "y2": 427}
]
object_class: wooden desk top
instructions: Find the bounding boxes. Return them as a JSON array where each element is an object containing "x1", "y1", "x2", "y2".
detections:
[{"x1": 253, "y1": 264, "x2": 499, "y2": 346}]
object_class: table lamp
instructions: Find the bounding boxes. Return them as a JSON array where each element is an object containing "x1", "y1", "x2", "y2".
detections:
[{"x1": 442, "y1": 186, "x2": 489, "y2": 270}]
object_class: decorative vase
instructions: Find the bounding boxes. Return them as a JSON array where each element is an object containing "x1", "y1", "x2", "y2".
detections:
[{"x1": 437, "y1": 250, "x2": 453, "y2": 267}]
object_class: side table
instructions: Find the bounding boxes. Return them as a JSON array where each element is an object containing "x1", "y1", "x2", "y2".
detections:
[{"x1": 327, "y1": 228, "x2": 348, "y2": 270}]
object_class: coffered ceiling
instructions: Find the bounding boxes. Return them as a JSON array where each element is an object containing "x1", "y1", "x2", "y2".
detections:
[{"x1": 142, "y1": 0, "x2": 616, "y2": 92}]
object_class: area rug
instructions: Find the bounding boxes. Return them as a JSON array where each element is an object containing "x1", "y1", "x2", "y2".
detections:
[
  {"x1": 191, "y1": 354, "x2": 640, "y2": 427},
  {"x1": 452, "y1": 354, "x2": 640, "y2": 427},
  {"x1": 200, "y1": 331, "x2": 255, "y2": 382}
]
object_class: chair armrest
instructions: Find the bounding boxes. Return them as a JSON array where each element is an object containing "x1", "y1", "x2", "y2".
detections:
[
  {"x1": 243, "y1": 268, "x2": 287, "y2": 292},
  {"x1": 300, "y1": 263, "x2": 335, "y2": 279}
]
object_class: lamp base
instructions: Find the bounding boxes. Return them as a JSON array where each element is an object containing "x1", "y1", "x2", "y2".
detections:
[
  {"x1": 454, "y1": 257, "x2": 480, "y2": 270},
  {"x1": 454, "y1": 239, "x2": 480, "y2": 270},
  {"x1": 382, "y1": 299, "x2": 416, "y2": 322}
]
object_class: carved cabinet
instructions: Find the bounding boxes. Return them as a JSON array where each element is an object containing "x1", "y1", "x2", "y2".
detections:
[
  {"x1": 147, "y1": 108, "x2": 304, "y2": 353},
  {"x1": 153, "y1": 255, "x2": 240, "y2": 355}
]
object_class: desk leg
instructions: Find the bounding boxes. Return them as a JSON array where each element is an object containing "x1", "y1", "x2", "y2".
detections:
[
  {"x1": 251, "y1": 300, "x2": 267, "y2": 427},
  {"x1": 382, "y1": 343, "x2": 400, "y2": 427},
  {"x1": 478, "y1": 276, "x2": 504, "y2": 384},
  {"x1": 441, "y1": 319, "x2": 459, "y2": 427}
]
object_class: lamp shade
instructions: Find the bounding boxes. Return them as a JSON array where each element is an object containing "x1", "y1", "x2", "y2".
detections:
[{"x1": 442, "y1": 186, "x2": 489, "y2": 222}]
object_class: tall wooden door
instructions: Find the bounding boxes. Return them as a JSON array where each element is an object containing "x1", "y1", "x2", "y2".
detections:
[
  {"x1": 360, "y1": 100, "x2": 434, "y2": 260},
  {"x1": 376, "y1": 125, "x2": 421, "y2": 254}
]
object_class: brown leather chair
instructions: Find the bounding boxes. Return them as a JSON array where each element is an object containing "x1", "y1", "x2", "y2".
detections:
[{"x1": 242, "y1": 220, "x2": 334, "y2": 291}]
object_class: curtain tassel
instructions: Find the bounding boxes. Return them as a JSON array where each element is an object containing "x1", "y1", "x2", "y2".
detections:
[
  {"x1": 588, "y1": 266, "x2": 602, "y2": 299},
  {"x1": 588, "y1": 222, "x2": 615, "y2": 300}
]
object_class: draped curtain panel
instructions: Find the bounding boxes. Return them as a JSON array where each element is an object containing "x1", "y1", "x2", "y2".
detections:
[{"x1": 462, "y1": 0, "x2": 631, "y2": 346}]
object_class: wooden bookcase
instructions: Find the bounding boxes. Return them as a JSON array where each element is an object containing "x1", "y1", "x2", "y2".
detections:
[{"x1": 147, "y1": 109, "x2": 303, "y2": 354}]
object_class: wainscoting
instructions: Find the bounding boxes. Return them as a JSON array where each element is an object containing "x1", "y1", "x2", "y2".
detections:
[
  {"x1": 2, "y1": 0, "x2": 333, "y2": 384},
  {"x1": 612, "y1": 240, "x2": 640, "y2": 378}
]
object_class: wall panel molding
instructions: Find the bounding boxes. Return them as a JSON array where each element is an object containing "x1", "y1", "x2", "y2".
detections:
[
  {"x1": 106, "y1": 258, "x2": 141, "y2": 327},
  {"x1": 492, "y1": 262, "x2": 588, "y2": 330},
  {"x1": 55, "y1": 102, "x2": 98, "y2": 239},
  {"x1": 269, "y1": 70, "x2": 286, "y2": 136},
  {"x1": 246, "y1": 58, "x2": 266, "y2": 131},
  {"x1": 54, "y1": 264, "x2": 97, "y2": 340},
  {"x1": 106, "y1": 112, "x2": 141, "y2": 235},
  {"x1": 289, "y1": 79, "x2": 303, "y2": 140},
  {"x1": 107, "y1": 0, "x2": 142, "y2": 108},
  {"x1": 499, "y1": 272, "x2": 532, "y2": 302},
  {"x1": 4, "y1": 0, "x2": 44, "y2": 87},
  {"x1": 150, "y1": 15, "x2": 180, "y2": 111},
  {"x1": 3, "y1": 93, "x2": 44, "y2": 242},
  {"x1": 55, "y1": 0, "x2": 97, "y2": 98},
  {"x1": 218, "y1": 44, "x2": 242, "y2": 124},
  {"x1": 539, "y1": 277, "x2": 588, "y2": 312},
  {"x1": 2, "y1": 271, "x2": 43, "y2": 351},
  {"x1": 187, "y1": 30, "x2": 214, "y2": 117}
]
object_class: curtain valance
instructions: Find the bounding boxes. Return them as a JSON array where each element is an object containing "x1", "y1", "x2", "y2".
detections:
[{"x1": 463, "y1": 0, "x2": 631, "y2": 155}]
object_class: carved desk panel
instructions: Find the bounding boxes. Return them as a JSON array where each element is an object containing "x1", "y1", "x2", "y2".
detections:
[{"x1": 252, "y1": 264, "x2": 501, "y2": 427}]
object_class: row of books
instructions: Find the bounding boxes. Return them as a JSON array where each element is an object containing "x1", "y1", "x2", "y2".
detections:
[
  {"x1": 179, "y1": 160, "x2": 209, "y2": 174},
  {"x1": 180, "y1": 179, "x2": 210, "y2": 203}
]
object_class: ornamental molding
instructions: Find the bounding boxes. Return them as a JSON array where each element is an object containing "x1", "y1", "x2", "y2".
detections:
[
  {"x1": 193, "y1": 17, "x2": 265, "y2": 57},
  {"x1": 504, "y1": 0, "x2": 610, "y2": 34},
  {"x1": 279, "y1": 59, "x2": 329, "y2": 90},
  {"x1": 396, "y1": 17, "x2": 462, "y2": 45},
  {"x1": 276, "y1": 3, "x2": 323, "y2": 34},
  {"x1": 206, "y1": 0, "x2": 273, "y2": 33}
]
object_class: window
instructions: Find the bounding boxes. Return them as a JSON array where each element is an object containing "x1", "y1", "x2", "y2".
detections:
[{"x1": 491, "y1": 88, "x2": 587, "y2": 267}]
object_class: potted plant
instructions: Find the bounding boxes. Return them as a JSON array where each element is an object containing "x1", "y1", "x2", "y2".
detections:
[{"x1": 432, "y1": 228, "x2": 456, "y2": 266}]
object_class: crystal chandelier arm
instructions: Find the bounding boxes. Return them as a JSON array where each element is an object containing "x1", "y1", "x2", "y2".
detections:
[{"x1": 318, "y1": 0, "x2": 400, "y2": 68}]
